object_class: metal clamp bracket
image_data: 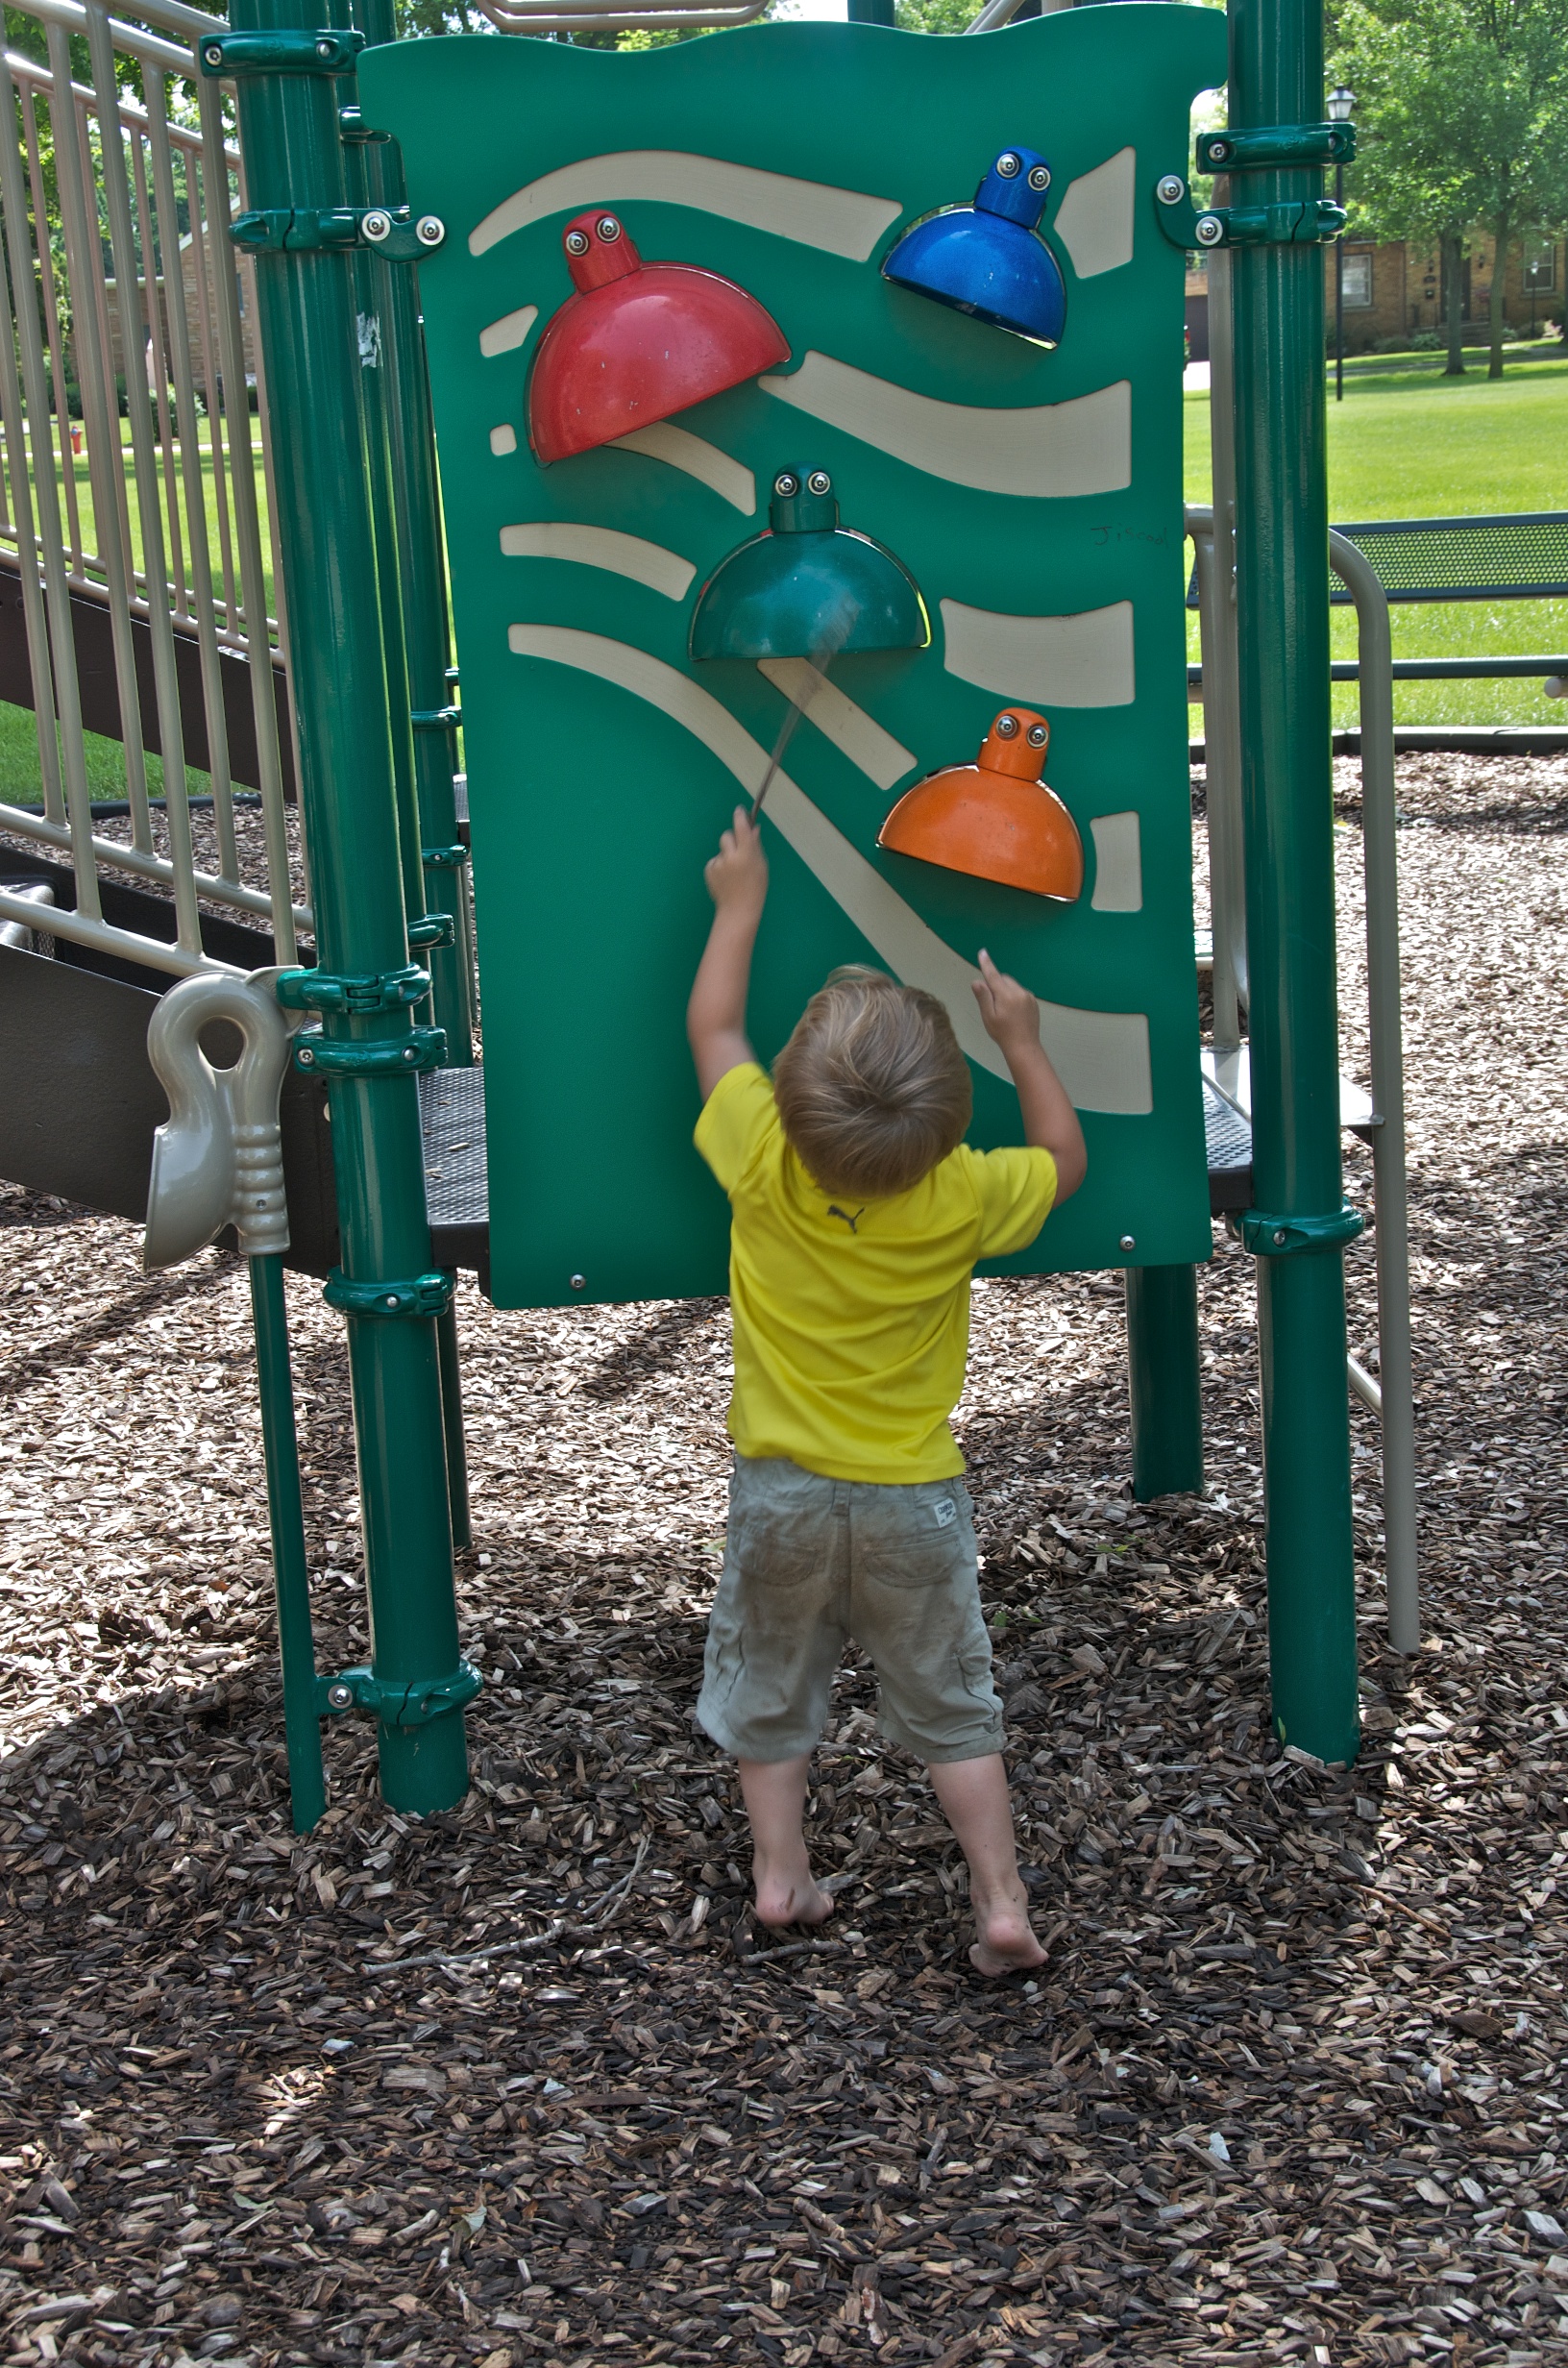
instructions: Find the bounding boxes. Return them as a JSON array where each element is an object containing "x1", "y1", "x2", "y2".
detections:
[
  {"x1": 1154, "y1": 176, "x2": 1345, "y2": 251},
  {"x1": 200, "y1": 28, "x2": 364, "y2": 76},
  {"x1": 411, "y1": 704, "x2": 461, "y2": 732},
  {"x1": 422, "y1": 843, "x2": 470, "y2": 870},
  {"x1": 406, "y1": 913, "x2": 456, "y2": 951},
  {"x1": 230, "y1": 206, "x2": 445, "y2": 259},
  {"x1": 1197, "y1": 121, "x2": 1356, "y2": 173},
  {"x1": 277, "y1": 962, "x2": 429, "y2": 1016},
  {"x1": 317, "y1": 1658, "x2": 482, "y2": 1726},
  {"x1": 324, "y1": 1267, "x2": 457, "y2": 1320},
  {"x1": 294, "y1": 1025, "x2": 446, "y2": 1077},
  {"x1": 1238, "y1": 1201, "x2": 1365, "y2": 1257}
]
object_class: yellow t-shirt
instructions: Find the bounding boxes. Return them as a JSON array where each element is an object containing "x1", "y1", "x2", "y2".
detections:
[{"x1": 695, "y1": 1062, "x2": 1057, "y2": 1485}]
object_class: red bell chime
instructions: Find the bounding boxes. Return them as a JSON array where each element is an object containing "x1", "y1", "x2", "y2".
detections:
[{"x1": 527, "y1": 210, "x2": 791, "y2": 465}]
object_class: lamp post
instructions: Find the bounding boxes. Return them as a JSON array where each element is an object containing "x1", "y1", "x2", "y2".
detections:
[{"x1": 1328, "y1": 86, "x2": 1354, "y2": 401}]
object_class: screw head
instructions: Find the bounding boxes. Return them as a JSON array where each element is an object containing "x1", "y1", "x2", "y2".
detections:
[
  {"x1": 1026, "y1": 722, "x2": 1047, "y2": 748},
  {"x1": 384, "y1": 1294, "x2": 401, "y2": 1308},
  {"x1": 1157, "y1": 174, "x2": 1187, "y2": 206},
  {"x1": 570, "y1": 1273, "x2": 586, "y2": 1292},
  {"x1": 1027, "y1": 163, "x2": 1050, "y2": 192},
  {"x1": 361, "y1": 210, "x2": 392, "y2": 243},
  {"x1": 596, "y1": 214, "x2": 622, "y2": 242},
  {"x1": 1273, "y1": 1228, "x2": 1287, "y2": 1246},
  {"x1": 994, "y1": 712, "x2": 1019, "y2": 739},
  {"x1": 316, "y1": 36, "x2": 334, "y2": 56},
  {"x1": 773, "y1": 470, "x2": 799, "y2": 498},
  {"x1": 1119, "y1": 1234, "x2": 1136, "y2": 1252},
  {"x1": 807, "y1": 469, "x2": 831, "y2": 496},
  {"x1": 1207, "y1": 138, "x2": 1230, "y2": 164},
  {"x1": 415, "y1": 215, "x2": 445, "y2": 248},
  {"x1": 1195, "y1": 213, "x2": 1225, "y2": 247},
  {"x1": 203, "y1": 40, "x2": 223, "y2": 63},
  {"x1": 994, "y1": 152, "x2": 1020, "y2": 179},
  {"x1": 565, "y1": 228, "x2": 590, "y2": 257},
  {"x1": 326, "y1": 1681, "x2": 355, "y2": 1712}
]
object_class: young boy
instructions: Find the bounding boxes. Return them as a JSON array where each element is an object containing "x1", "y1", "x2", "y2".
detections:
[{"x1": 687, "y1": 806, "x2": 1087, "y2": 1976}]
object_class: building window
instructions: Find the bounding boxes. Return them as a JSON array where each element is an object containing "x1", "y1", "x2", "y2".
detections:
[
  {"x1": 1523, "y1": 237, "x2": 1556, "y2": 293},
  {"x1": 1342, "y1": 251, "x2": 1374, "y2": 308}
]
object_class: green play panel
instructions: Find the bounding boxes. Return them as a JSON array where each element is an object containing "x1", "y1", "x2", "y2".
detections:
[{"x1": 362, "y1": 7, "x2": 1226, "y2": 1310}]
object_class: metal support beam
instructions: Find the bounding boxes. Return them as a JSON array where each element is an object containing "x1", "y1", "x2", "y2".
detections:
[
  {"x1": 1229, "y1": 0, "x2": 1360, "y2": 1764},
  {"x1": 225, "y1": 0, "x2": 470, "y2": 1814},
  {"x1": 1126, "y1": 1264, "x2": 1205, "y2": 1501},
  {"x1": 353, "y1": 0, "x2": 476, "y2": 1060}
]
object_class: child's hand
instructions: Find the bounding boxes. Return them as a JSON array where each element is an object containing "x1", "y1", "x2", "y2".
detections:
[
  {"x1": 972, "y1": 949, "x2": 1040, "y2": 1055},
  {"x1": 704, "y1": 805, "x2": 769, "y2": 921}
]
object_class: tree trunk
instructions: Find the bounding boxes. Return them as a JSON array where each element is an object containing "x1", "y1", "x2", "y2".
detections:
[
  {"x1": 1442, "y1": 233, "x2": 1465, "y2": 374},
  {"x1": 1488, "y1": 218, "x2": 1510, "y2": 379}
]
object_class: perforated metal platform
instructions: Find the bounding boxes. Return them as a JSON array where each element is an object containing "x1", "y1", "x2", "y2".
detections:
[
  {"x1": 420, "y1": 1064, "x2": 489, "y2": 1280},
  {"x1": 1203, "y1": 1073, "x2": 1253, "y2": 1215}
]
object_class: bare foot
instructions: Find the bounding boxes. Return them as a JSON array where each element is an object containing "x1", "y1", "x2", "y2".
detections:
[
  {"x1": 754, "y1": 1866, "x2": 837, "y2": 1930},
  {"x1": 968, "y1": 1883, "x2": 1047, "y2": 1978}
]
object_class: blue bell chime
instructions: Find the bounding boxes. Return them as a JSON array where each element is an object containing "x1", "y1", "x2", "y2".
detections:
[{"x1": 881, "y1": 146, "x2": 1066, "y2": 348}]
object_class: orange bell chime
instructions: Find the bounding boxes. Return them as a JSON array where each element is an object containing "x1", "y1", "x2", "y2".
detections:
[
  {"x1": 877, "y1": 708, "x2": 1084, "y2": 902},
  {"x1": 527, "y1": 210, "x2": 791, "y2": 465}
]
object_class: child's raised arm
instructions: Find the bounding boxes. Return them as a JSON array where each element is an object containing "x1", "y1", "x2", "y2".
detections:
[
  {"x1": 971, "y1": 949, "x2": 1088, "y2": 1200},
  {"x1": 687, "y1": 806, "x2": 770, "y2": 1100}
]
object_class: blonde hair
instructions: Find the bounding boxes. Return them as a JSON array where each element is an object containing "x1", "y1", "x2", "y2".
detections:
[{"x1": 772, "y1": 967, "x2": 972, "y2": 1199}]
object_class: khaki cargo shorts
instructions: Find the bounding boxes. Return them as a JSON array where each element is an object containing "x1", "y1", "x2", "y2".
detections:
[{"x1": 697, "y1": 1454, "x2": 1004, "y2": 1764}]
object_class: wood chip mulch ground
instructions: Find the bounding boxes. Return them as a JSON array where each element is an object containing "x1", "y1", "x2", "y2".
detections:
[{"x1": 0, "y1": 752, "x2": 1564, "y2": 2368}]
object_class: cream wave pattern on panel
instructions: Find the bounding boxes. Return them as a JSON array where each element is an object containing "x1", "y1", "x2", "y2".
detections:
[
  {"x1": 467, "y1": 145, "x2": 1135, "y2": 273},
  {"x1": 506, "y1": 627, "x2": 1153, "y2": 1119}
]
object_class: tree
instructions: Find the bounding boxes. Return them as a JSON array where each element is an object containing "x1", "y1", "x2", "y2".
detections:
[{"x1": 1335, "y1": 0, "x2": 1568, "y2": 377}]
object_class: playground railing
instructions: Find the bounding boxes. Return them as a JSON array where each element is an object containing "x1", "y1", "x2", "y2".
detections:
[
  {"x1": 0, "y1": 0, "x2": 306, "y2": 980},
  {"x1": 1187, "y1": 509, "x2": 1568, "y2": 698}
]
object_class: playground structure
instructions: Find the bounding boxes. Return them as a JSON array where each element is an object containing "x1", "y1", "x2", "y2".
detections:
[{"x1": 0, "y1": 0, "x2": 1434, "y2": 1830}]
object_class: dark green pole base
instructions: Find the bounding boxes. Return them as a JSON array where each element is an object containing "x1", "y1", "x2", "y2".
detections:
[
  {"x1": 1259, "y1": 1255, "x2": 1361, "y2": 1764},
  {"x1": 250, "y1": 1254, "x2": 327, "y2": 1834},
  {"x1": 1126, "y1": 1263, "x2": 1205, "y2": 1501}
]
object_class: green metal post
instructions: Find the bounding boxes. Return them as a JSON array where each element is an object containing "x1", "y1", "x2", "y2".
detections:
[
  {"x1": 1126, "y1": 1265, "x2": 1204, "y2": 1500},
  {"x1": 847, "y1": 0, "x2": 895, "y2": 22},
  {"x1": 250, "y1": 1253, "x2": 326, "y2": 1833},
  {"x1": 354, "y1": 0, "x2": 476, "y2": 1063},
  {"x1": 1228, "y1": 0, "x2": 1360, "y2": 1762},
  {"x1": 225, "y1": 0, "x2": 471, "y2": 1813}
]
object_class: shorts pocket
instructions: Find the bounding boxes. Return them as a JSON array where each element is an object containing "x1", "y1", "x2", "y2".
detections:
[
  {"x1": 728, "y1": 1503, "x2": 826, "y2": 1589},
  {"x1": 854, "y1": 1484, "x2": 973, "y2": 1591}
]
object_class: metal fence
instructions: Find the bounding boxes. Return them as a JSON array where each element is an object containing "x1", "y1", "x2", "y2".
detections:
[{"x1": 0, "y1": 0, "x2": 305, "y2": 976}]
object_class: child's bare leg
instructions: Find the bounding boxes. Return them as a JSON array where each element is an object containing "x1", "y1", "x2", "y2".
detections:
[
  {"x1": 927, "y1": 1754, "x2": 1045, "y2": 1976},
  {"x1": 737, "y1": 1755, "x2": 836, "y2": 1930}
]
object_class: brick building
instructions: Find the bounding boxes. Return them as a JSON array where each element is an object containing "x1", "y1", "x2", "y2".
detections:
[
  {"x1": 97, "y1": 230, "x2": 259, "y2": 400},
  {"x1": 1184, "y1": 229, "x2": 1565, "y2": 359}
]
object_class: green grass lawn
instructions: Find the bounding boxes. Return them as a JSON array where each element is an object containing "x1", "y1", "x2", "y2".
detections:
[{"x1": 1185, "y1": 358, "x2": 1568, "y2": 728}]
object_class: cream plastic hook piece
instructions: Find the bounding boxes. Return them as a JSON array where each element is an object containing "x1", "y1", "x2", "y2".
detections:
[{"x1": 144, "y1": 968, "x2": 306, "y2": 1271}]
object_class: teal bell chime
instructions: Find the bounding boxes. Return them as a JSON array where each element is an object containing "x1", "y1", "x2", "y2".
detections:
[{"x1": 688, "y1": 468, "x2": 930, "y2": 662}]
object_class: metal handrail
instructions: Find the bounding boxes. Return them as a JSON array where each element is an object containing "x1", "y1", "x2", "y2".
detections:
[
  {"x1": 476, "y1": 0, "x2": 765, "y2": 29},
  {"x1": 1185, "y1": 499, "x2": 1421, "y2": 1654},
  {"x1": 1328, "y1": 529, "x2": 1420, "y2": 1657}
]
